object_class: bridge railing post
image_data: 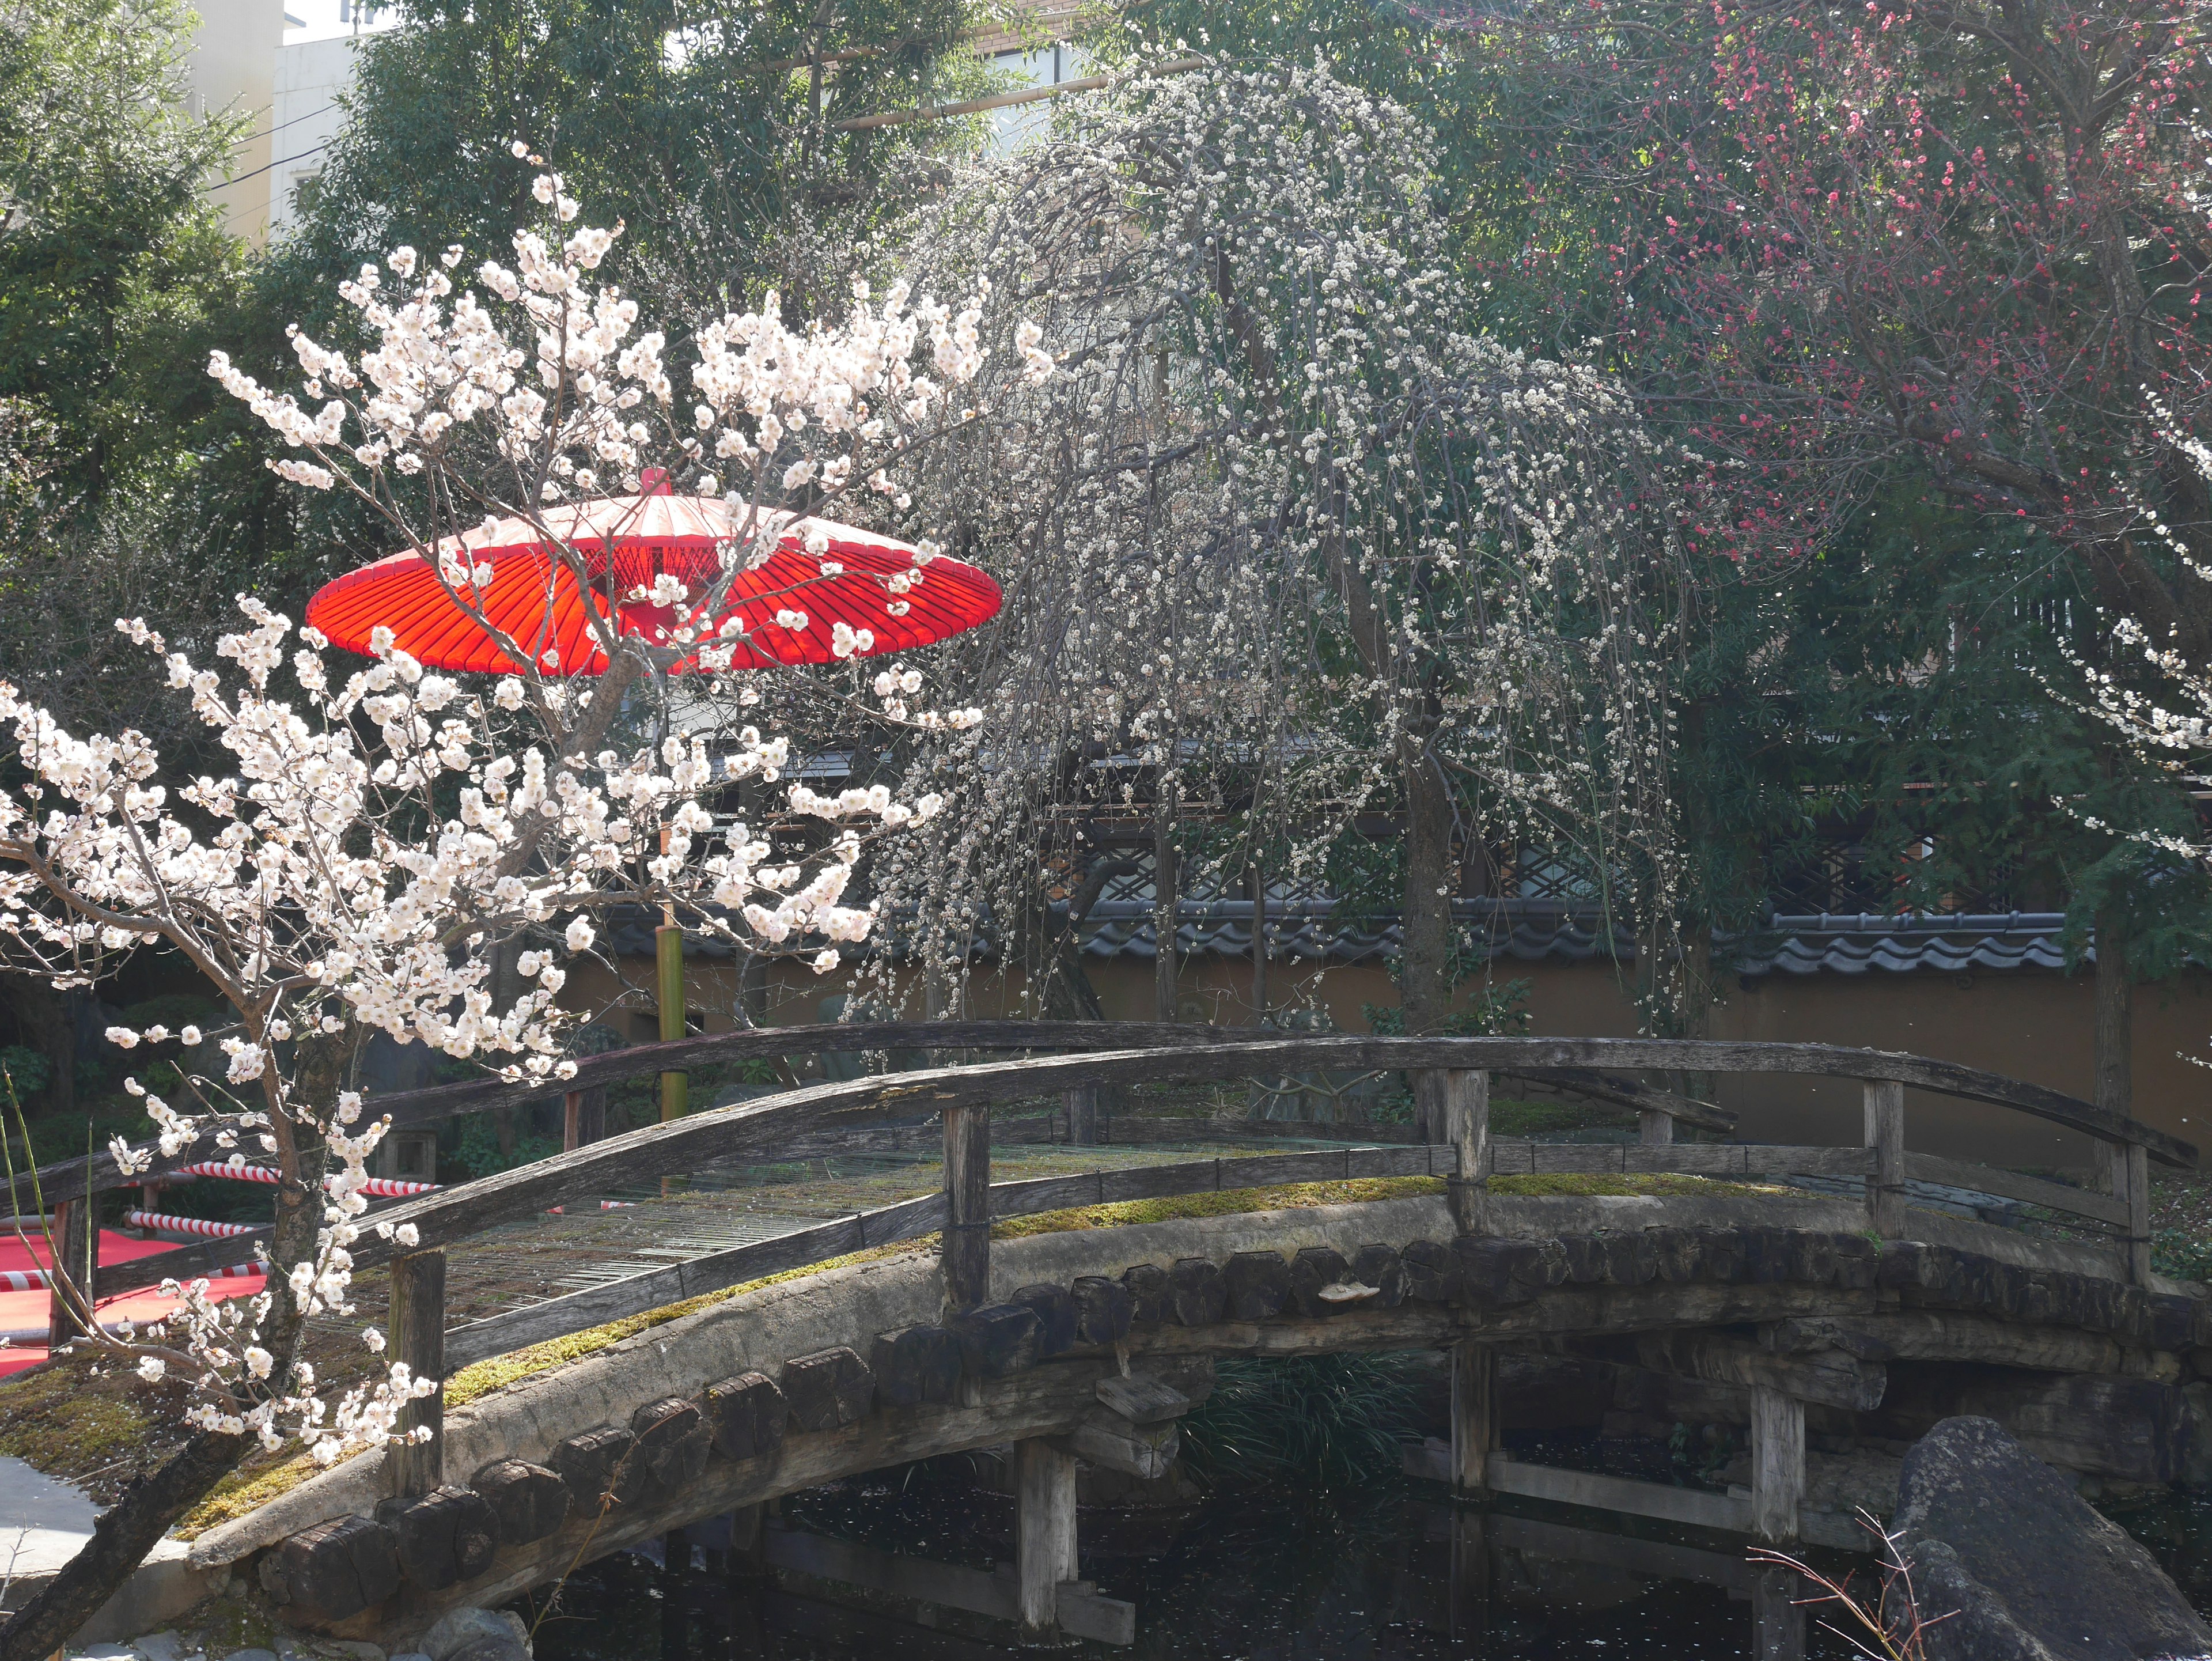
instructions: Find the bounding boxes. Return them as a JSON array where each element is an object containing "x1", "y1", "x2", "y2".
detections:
[
  {"x1": 390, "y1": 1246, "x2": 446, "y2": 1494},
  {"x1": 1426, "y1": 1068, "x2": 1489, "y2": 1237},
  {"x1": 942, "y1": 1104, "x2": 990, "y2": 1312},
  {"x1": 1862, "y1": 1080, "x2": 1904, "y2": 1238},
  {"x1": 46, "y1": 1196, "x2": 94, "y2": 1348},
  {"x1": 2108, "y1": 1140, "x2": 2152, "y2": 1284},
  {"x1": 1065, "y1": 1085, "x2": 1100, "y2": 1147}
]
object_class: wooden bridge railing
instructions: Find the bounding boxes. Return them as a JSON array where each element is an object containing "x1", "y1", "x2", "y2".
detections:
[{"x1": 22, "y1": 1030, "x2": 2193, "y2": 1363}]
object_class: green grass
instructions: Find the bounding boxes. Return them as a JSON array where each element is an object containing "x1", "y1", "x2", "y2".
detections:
[{"x1": 1180, "y1": 1352, "x2": 1431, "y2": 1491}]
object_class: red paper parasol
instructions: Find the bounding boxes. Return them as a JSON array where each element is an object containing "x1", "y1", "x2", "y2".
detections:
[{"x1": 305, "y1": 487, "x2": 999, "y2": 675}]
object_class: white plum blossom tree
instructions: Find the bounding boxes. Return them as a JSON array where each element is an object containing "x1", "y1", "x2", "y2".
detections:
[
  {"x1": 2055, "y1": 397, "x2": 2212, "y2": 871},
  {"x1": 0, "y1": 154, "x2": 1021, "y2": 1660},
  {"x1": 865, "y1": 60, "x2": 1688, "y2": 1050}
]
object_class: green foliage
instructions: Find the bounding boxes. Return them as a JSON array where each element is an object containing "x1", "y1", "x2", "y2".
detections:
[
  {"x1": 1669, "y1": 1420, "x2": 1739, "y2": 1486},
  {"x1": 3, "y1": 1104, "x2": 147, "y2": 1201},
  {"x1": 0, "y1": 1044, "x2": 51, "y2": 1100},
  {"x1": 446, "y1": 1112, "x2": 561, "y2": 1181},
  {"x1": 1674, "y1": 486, "x2": 2212, "y2": 977},
  {"x1": 1178, "y1": 1353, "x2": 1430, "y2": 1493},
  {"x1": 0, "y1": 0, "x2": 249, "y2": 511},
  {"x1": 2153, "y1": 1227, "x2": 2212, "y2": 1288},
  {"x1": 1487, "y1": 1095, "x2": 1633, "y2": 1138},
  {"x1": 1365, "y1": 974, "x2": 1532, "y2": 1041},
  {"x1": 0, "y1": 0, "x2": 291, "y2": 755},
  {"x1": 276, "y1": 0, "x2": 992, "y2": 337}
]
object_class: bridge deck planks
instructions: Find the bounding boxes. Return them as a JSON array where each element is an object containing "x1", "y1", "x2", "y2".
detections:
[
  {"x1": 95, "y1": 1136, "x2": 2123, "y2": 1313},
  {"x1": 442, "y1": 1147, "x2": 1455, "y2": 1370},
  {"x1": 423, "y1": 1133, "x2": 2134, "y2": 1374}
]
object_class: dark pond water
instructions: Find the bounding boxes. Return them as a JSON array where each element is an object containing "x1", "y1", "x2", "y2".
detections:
[
  {"x1": 521, "y1": 1468, "x2": 1854, "y2": 1660},
  {"x1": 518, "y1": 1406, "x2": 2212, "y2": 1661},
  {"x1": 521, "y1": 1466, "x2": 2212, "y2": 1661}
]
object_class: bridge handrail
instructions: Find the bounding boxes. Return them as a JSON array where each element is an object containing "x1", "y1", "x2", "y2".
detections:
[
  {"x1": 19, "y1": 1027, "x2": 2196, "y2": 1209},
  {"x1": 65, "y1": 1035, "x2": 2179, "y2": 1312}
]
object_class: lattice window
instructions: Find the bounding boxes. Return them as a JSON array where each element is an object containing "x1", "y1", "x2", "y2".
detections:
[
  {"x1": 1766, "y1": 830, "x2": 2025, "y2": 916},
  {"x1": 1508, "y1": 847, "x2": 1600, "y2": 902}
]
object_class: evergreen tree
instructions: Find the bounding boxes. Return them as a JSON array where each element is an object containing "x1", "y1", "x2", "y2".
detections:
[{"x1": 0, "y1": 0, "x2": 249, "y2": 514}]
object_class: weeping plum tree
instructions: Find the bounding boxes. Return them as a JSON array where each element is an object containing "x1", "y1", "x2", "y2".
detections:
[{"x1": 866, "y1": 59, "x2": 1690, "y2": 1038}]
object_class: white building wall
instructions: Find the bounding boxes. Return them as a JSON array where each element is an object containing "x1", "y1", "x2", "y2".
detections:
[
  {"x1": 269, "y1": 34, "x2": 366, "y2": 232},
  {"x1": 185, "y1": 0, "x2": 286, "y2": 242}
]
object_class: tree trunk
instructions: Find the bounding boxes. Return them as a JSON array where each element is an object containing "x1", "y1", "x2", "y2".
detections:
[
  {"x1": 1400, "y1": 748, "x2": 1455, "y2": 1037},
  {"x1": 1249, "y1": 862, "x2": 1268, "y2": 1023},
  {"x1": 490, "y1": 943, "x2": 520, "y2": 1158},
  {"x1": 2094, "y1": 905, "x2": 2133, "y2": 1193},
  {"x1": 1153, "y1": 794, "x2": 1180, "y2": 1024},
  {"x1": 0, "y1": 1429, "x2": 248, "y2": 1661},
  {"x1": 1034, "y1": 857, "x2": 1134, "y2": 1024}
]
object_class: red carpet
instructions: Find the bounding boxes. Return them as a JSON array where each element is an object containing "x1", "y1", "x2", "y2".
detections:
[{"x1": 0, "y1": 1227, "x2": 266, "y2": 1378}]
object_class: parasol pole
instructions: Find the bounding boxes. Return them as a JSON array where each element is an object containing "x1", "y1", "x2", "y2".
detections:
[
  {"x1": 658, "y1": 824, "x2": 688, "y2": 1122},
  {"x1": 657, "y1": 827, "x2": 686, "y2": 1198},
  {"x1": 645, "y1": 524, "x2": 688, "y2": 1136}
]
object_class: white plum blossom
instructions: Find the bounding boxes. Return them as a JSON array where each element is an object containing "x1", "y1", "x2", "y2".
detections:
[
  {"x1": 11, "y1": 176, "x2": 997, "y2": 1481},
  {"x1": 868, "y1": 62, "x2": 1686, "y2": 1029}
]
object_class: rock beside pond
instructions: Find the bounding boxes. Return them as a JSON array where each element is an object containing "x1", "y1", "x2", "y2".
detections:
[
  {"x1": 417, "y1": 1607, "x2": 529, "y2": 1661},
  {"x1": 1890, "y1": 1416, "x2": 2212, "y2": 1661}
]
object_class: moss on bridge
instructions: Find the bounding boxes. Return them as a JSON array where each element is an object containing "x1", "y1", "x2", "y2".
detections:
[{"x1": 993, "y1": 1171, "x2": 1785, "y2": 1238}]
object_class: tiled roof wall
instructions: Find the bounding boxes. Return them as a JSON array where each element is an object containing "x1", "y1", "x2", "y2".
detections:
[{"x1": 606, "y1": 901, "x2": 2084, "y2": 973}]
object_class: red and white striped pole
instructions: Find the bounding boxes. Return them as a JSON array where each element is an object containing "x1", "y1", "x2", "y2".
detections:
[
  {"x1": 123, "y1": 1211, "x2": 256, "y2": 1239},
  {"x1": 170, "y1": 1162, "x2": 440, "y2": 1199}
]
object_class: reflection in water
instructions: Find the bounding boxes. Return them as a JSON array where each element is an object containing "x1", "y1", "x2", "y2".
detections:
[
  {"x1": 2103, "y1": 1490, "x2": 2212, "y2": 1614},
  {"x1": 525, "y1": 1472, "x2": 1865, "y2": 1660}
]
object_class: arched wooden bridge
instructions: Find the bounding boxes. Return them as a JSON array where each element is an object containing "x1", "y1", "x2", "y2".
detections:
[{"x1": 24, "y1": 1027, "x2": 2210, "y2": 1654}]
